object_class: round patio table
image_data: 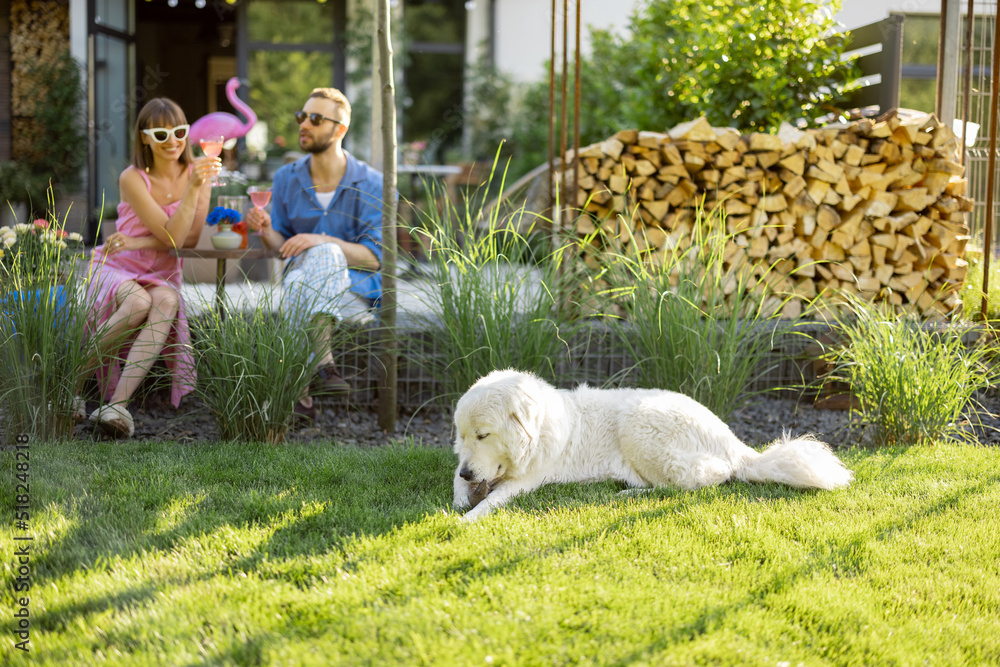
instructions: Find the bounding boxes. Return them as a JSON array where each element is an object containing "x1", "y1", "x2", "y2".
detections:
[{"x1": 171, "y1": 247, "x2": 278, "y2": 319}]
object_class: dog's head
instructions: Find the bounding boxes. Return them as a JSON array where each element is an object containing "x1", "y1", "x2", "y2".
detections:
[{"x1": 452, "y1": 370, "x2": 545, "y2": 508}]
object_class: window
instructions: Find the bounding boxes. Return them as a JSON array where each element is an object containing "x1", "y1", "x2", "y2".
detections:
[{"x1": 403, "y1": 0, "x2": 466, "y2": 162}]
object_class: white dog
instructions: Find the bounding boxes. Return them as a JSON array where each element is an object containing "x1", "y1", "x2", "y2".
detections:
[{"x1": 452, "y1": 369, "x2": 853, "y2": 521}]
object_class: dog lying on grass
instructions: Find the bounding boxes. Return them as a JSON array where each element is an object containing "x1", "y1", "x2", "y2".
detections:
[{"x1": 452, "y1": 370, "x2": 853, "y2": 522}]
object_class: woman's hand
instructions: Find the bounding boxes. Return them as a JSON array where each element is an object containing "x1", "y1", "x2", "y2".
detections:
[
  {"x1": 102, "y1": 232, "x2": 135, "y2": 256},
  {"x1": 190, "y1": 155, "x2": 222, "y2": 188}
]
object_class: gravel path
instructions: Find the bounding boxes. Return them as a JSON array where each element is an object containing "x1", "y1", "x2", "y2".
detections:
[{"x1": 64, "y1": 388, "x2": 1000, "y2": 448}]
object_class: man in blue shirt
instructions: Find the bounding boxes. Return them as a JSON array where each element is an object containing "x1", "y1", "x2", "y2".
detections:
[{"x1": 247, "y1": 87, "x2": 384, "y2": 411}]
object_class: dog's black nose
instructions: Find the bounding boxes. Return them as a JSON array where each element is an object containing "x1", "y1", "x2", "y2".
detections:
[{"x1": 459, "y1": 466, "x2": 474, "y2": 481}]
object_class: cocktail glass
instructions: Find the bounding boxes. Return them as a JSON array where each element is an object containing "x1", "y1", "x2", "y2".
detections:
[
  {"x1": 199, "y1": 135, "x2": 226, "y2": 186},
  {"x1": 247, "y1": 185, "x2": 272, "y2": 236}
]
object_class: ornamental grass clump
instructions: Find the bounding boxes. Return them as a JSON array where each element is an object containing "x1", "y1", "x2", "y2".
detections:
[
  {"x1": 0, "y1": 206, "x2": 93, "y2": 443},
  {"x1": 189, "y1": 286, "x2": 361, "y2": 443},
  {"x1": 405, "y1": 158, "x2": 583, "y2": 403},
  {"x1": 823, "y1": 295, "x2": 995, "y2": 446},
  {"x1": 960, "y1": 253, "x2": 1000, "y2": 321},
  {"x1": 595, "y1": 204, "x2": 805, "y2": 421}
]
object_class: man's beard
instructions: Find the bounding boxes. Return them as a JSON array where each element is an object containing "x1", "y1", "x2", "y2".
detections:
[{"x1": 301, "y1": 132, "x2": 334, "y2": 154}]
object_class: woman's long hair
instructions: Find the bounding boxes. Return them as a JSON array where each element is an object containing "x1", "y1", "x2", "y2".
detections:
[{"x1": 131, "y1": 97, "x2": 194, "y2": 172}]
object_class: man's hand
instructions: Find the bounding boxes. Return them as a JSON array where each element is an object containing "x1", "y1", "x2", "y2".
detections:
[
  {"x1": 245, "y1": 206, "x2": 270, "y2": 234},
  {"x1": 279, "y1": 233, "x2": 334, "y2": 259}
]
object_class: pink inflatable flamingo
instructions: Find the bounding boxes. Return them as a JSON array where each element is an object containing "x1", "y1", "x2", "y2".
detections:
[{"x1": 189, "y1": 77, "x2": 258, "y2": 149}]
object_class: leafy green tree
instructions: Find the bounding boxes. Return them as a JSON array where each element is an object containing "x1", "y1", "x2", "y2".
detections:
[
  {"x1": 481, "y1": 0, "x2": 856, "y2": 182},
  {"x1": 583, "y1": 0, "x2": 854, "y2": 133}
]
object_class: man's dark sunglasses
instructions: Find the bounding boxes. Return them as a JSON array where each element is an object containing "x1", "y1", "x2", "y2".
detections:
[{"x1": 294, "y1": 110, "x2": 343, "y2": 127}]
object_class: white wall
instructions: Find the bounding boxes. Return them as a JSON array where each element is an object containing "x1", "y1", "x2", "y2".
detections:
[
  {"x1": 836, "y1": 0, "x2": 942, "y2": 29},
  {"x1": 467, "y1": 0, "x2": 642, "y2": 83}
]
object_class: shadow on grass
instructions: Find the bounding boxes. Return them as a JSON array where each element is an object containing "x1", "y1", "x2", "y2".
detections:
[
  {"x1": 6, "y1": 440, "x2": 454, "y2": 625},
  {"x1": 11, "y1": 440, "x2": 977, "y2": 649}
]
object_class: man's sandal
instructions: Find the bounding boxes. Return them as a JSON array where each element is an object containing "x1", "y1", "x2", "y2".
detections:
[
  {"x1": 314, "y1": 364, "x2": 350, "y2": 394},
  {"x1": 89, "y1": 404, "x2": 135, "y2": 438}
]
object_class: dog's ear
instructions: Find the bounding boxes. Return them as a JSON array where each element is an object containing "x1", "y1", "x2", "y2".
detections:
[{"x1": 507, "y1": 392, "x2": 541, "y2": 465}]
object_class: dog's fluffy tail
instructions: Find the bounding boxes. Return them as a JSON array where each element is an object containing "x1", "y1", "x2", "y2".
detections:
[{"x1": 736, "y1": 433, "x2": 853, "y2": 490}]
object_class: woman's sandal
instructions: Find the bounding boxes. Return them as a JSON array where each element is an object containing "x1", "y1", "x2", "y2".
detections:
[
  {"x1": 72, "y1": 396, "x2": 87, "y2": 423},
  {"x1": 88, "y1": 404, "x2": 135, "y2": 438},
  {"x1": 48, "y1": 396, "x2": 88, "y2": 423}
]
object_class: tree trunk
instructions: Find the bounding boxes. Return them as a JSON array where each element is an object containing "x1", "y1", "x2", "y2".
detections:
[{"x1": 376, "y1": 0, "x2": 398, "y2": 432}]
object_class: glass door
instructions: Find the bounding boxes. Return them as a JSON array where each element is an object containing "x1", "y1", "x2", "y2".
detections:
[{"x1": 87, "y1": 0, "x2": 135, "y2": 241}]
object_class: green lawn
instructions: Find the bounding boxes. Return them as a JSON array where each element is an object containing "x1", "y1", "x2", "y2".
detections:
[{"x1": 2, "y1": 439, "x2": 1000, "y2": 665}]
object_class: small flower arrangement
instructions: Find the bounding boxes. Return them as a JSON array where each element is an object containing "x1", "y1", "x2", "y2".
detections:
[
  {"x1": 1, "y1": 217, "x2": 85, "y2": 284},
  {"x1": 206, "y1": 206, "x2": 242, "y2": 228}
]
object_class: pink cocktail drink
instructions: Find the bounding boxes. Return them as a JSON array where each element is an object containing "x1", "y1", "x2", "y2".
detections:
[
  {"x1": 200, "y1": 136, "x2": 225, "y2": 186},
  {"x1": 199, "y1": 139, "x2": 223, "y2": 157},
  {"x1": 249, "y1": 190, "x2": 271, "y2": 208},
  {"x1": 247, "y1": 185, "x2": 272, "y2": 236}
]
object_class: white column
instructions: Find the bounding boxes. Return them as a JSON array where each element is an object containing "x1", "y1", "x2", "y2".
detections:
[{"x1": 938, "y1": 0, "x2": 961, "y2": 125}]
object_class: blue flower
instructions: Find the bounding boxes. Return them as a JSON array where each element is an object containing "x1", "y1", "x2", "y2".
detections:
[{"x1": 207, "y1": 206, "x2": 242, "y2": 226}]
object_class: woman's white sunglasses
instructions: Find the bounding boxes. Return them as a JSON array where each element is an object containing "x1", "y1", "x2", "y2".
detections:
[{"x1": 142, "y1": 124, "x2": 190, "y2": 143}]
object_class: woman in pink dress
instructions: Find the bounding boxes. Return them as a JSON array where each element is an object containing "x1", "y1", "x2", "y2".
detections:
[{"x1": 85, "y1": 98, "x2": 220, "y2": 438}]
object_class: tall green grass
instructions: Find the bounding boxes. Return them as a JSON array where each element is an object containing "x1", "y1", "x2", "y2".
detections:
[
  {"x1": 0, "y1": 282, "x2": 92, "y2": 442},
  {"x1": 404, "y1": 160, "x2": 584, "y2": 403},
  {"x1": 823, "y1": 295, "x2": 995, "y2": 445},
  {"x1": 961, "y1": 253, "x2": 1000, "y2": 321},
  {"x1": 595, "y1": 205, "x2": 805, "y2": 421},
  {"x1": 0, "y1": 206, "x2": 94, "y2": 443},
  {"x1": 187, "y1": 287, "x2": 361, "y2": 443}
]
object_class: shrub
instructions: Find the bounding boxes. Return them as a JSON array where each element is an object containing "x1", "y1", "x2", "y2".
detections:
[
  {"x1": 4, "y1": 49, "x2": 86, "y2": 216},
  {"x1": 584, "y1": 0, "x2": 855, "y2": 132},
  {"x1": 404, "y1": 158, "x2": 584, "y2": 404},
  {"x1": 188, "y1": 288, "x2": 362, "y2": 444},
  {"x1": 594, "y1": 205, "x2": 805, "y2": 421},
  {"x1": 491, "y1": 0, "x2": 856, "y2": 182},
  {"x1": 0, "y1": 203, "x2": 92, "y2": 443},
  {"x1": 823, "y1": 296, "x2": 996, "y2": 445}
]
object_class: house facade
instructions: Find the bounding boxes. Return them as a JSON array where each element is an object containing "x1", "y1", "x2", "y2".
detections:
[
  {"x1": 0, "y1": 0, "x2": 979, "y2": 239},
  {"x1": 1, "y1": 0, "x2": 466, "y2": 238}
]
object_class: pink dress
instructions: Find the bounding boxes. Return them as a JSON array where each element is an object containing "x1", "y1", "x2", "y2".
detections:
[{"x1": 87, "y1": 166, "x2": 195, "y2": 408}]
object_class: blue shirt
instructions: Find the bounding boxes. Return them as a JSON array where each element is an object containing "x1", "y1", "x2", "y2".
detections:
[{"x1": 270, "y1": 151, "x2": 384, "y2": 303}]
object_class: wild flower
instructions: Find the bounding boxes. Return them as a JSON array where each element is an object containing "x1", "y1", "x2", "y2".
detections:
[{"x1": 0, "y1": 216, "x2": 85, "y2": 285}]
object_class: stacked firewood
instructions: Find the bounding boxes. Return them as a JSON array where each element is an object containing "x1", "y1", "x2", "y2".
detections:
[
  {"x1": 567, "y1": 110, "x2": 972, "y2": 318},
  {"x1": 9, "y1": 0, "x2": 72, "y2": 163}
]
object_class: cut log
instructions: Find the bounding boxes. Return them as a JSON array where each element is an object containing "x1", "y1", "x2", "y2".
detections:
[{"x1": 568, "y1": 110, "x2": 970, "y2": 319}]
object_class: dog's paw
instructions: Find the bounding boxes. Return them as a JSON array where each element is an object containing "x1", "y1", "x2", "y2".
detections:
[{"x1": 461, "y1": 502, "x2": 493, "y2": 522}]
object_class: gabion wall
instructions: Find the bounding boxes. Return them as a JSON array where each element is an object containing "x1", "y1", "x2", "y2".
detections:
[{"x1": 327, "y1": 321, "x2": 831, "y2": 413}]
